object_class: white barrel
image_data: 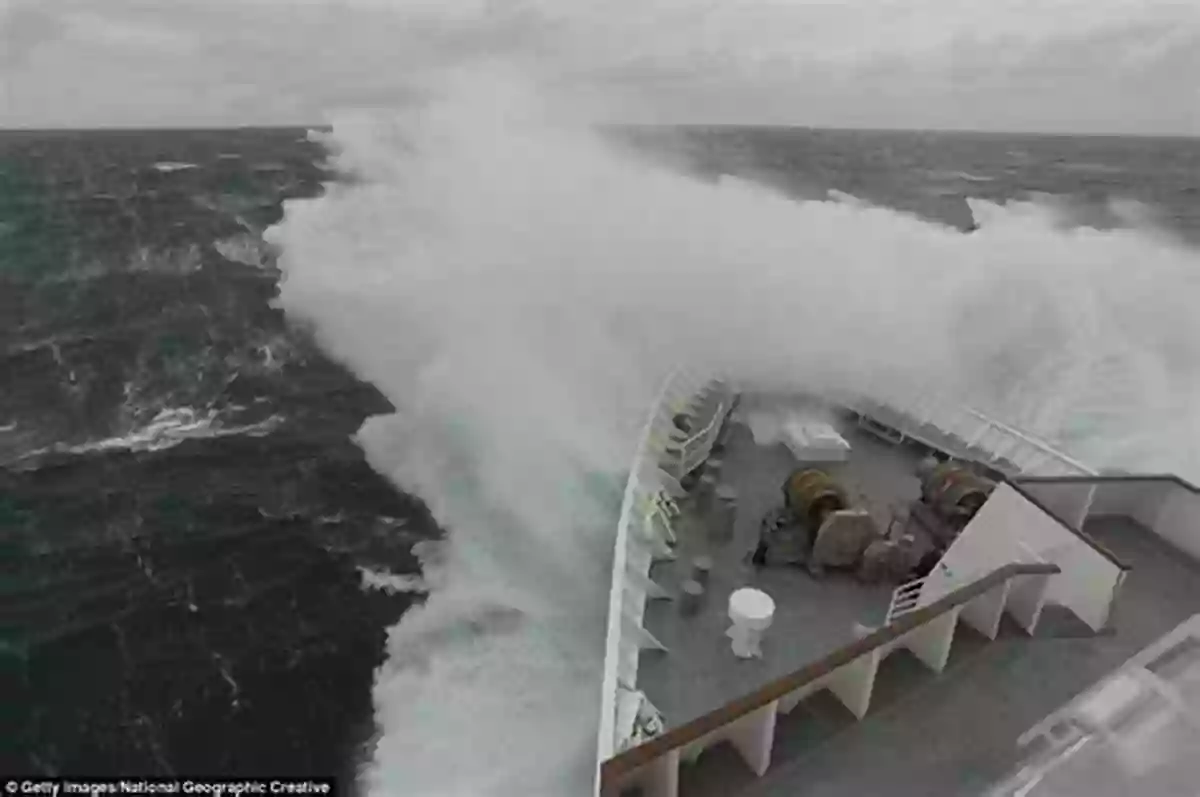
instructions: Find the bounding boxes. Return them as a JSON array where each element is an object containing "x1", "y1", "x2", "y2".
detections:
[{"x1": 727, "y1": 587, "x2": 775, "y2": 658}]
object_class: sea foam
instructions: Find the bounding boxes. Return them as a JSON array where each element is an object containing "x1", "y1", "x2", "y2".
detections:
[{"x1": 266, "y1": 68, "x2": 1200, "y2": 797}]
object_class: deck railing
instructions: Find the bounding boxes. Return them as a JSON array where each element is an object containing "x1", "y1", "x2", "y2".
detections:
[
  {"x1": 849, "y1": 384, "x2": 1096, "y2": 478},
  {"x1": 676, "y1": 396, "x2": 730, "y2": 476},
  {"x1": 599, "y1": 561, "x2": 1060, "y2": 796},
  {"x1": 596, "y1": 369, "x2": 734, "y2": 789},
  {"x1": 885, "y1": 575, "x2": 927, "y2": 623}
]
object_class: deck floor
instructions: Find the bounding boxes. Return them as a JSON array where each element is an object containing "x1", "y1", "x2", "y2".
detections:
[
  {"x1": 673, "y1": 515, "x2": 1200, "y2": 796},
  {"x1": 638, "y1": 394, "x2": 929, "y2": 729}
]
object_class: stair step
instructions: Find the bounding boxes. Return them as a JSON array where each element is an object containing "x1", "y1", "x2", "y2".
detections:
[
  {"x1": 1033, "y1": 605, "x2": 1102, "y2": 638},
  {"x1": 676, "y1": 742, "x2": 756, "y2": 797}
]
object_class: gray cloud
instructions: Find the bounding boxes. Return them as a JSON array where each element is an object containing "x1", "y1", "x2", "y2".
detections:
[
  {"x1": 0, "y1": 3, "x2": 66, "y2": 69},
  {"x1": 2, "y1": 0, "x2": 1198, "y2": 133}
]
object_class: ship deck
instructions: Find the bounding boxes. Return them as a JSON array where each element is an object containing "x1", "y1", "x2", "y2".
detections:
[
  {"x1": 673, "y1": 515, "x2": 1200, "y2": 796},
  {"x1": 639, "y1": 393, "x2": 932, "y2": 728},
  {"x1": 632, "y1": 391, "x2": 1200, "y2": 796}
]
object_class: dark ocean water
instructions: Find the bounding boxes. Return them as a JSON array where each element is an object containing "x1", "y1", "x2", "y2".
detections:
[
  {"x1": 1, "y1": 129, "x2": 435, "y2": 781},
  {"x1": 1, "y1": 126, "x2": 1198, "y2": 782},
  {"x1": 627, "y1": 126, "x2": 1200, "y2": 241}
]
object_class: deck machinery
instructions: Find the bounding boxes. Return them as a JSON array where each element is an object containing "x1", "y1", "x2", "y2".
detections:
[{"x1": 753, "y1": 459, "x2": 996, "y2": 583}]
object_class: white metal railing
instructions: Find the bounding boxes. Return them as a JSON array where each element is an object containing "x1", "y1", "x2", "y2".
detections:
[
  {"x1": 677, "y1": 396, "x2": 731, "y2": 476},
  {"x1": 596, "y1": 371, "x2": 679, "y2": 778},
  {"x1": 892, "y1": 548, "x2": 1046, "y2": 624},
  {"x1": 595, "y1": 368, "x2": 728, "y2": 793},
  {"x1": 645, "y1": 379, "x2": 733, "y2": 479},
  {"x1": 851, "y1": 381, "x2": 1096, "y2": 478},
  {"x1": 888, "y1": 562, "x2": 982, "y2": 623},
  {"x1": 886, "y1": 576, "x2": 928, "y2": 624}
]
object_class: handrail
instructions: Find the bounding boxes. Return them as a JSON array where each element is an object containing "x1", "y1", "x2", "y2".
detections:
[
  {"x1": 962, "y1": 408, "x2": 1096, "y2": 475},
  {"x1": 678, "y1": 402, "x2": 726, "y2": 475},
  {"x1": 850, "y1": 390, "x2": 1095, "y2": 478},
  {"x1": 595, "y1": 368, "x2": 727, "y2": 787},
  {"x1": 955, "y1": 408, "x2": 1099, "y2": 475},
  {"x1": 1015, "y1": 472, "x2": 1200, "y2": 495},
  {"x1": 675, "y1": 383, "x2": 733, "y2": 477},
  {"x1": 595, "y1": 369, "x2": 683, "y2": 776},
  {"x1": 886, "y1": 576, "x2": 928, "y2": 623},
  {"x1": 599, "y1": 561, "x2": 1060, "y2": 791}
]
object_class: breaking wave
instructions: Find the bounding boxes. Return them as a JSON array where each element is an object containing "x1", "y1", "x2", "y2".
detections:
[{"x1": 266, "y1": 68, "x2": 1200, "y2": 797}]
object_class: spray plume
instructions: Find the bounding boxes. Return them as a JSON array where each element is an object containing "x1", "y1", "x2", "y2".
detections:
[{"x1": 265, "y1": 63, "x2": 1200, "y2": 797}]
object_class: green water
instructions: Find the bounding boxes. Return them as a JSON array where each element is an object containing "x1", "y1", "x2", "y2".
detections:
[{"x1": 0, "y1": 159, "x2": 74, "y2": 282}]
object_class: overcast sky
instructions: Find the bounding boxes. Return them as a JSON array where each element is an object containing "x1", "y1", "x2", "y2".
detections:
[{"x1": 2, "y1": 0, "x2": 1198, "y2": 134}]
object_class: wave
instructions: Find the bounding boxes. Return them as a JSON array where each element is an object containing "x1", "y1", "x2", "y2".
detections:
[
  {"x1": 1010, "y1": 192, "x2": 1177, "y2": 238},
  {"x1": 16, "y1": 407, "x2": 284, "y2": 461},
  {"x1": 927, "y1": 169, "x2": 995, "y2": 182},
  {"x1": 266, "y1": 68, "x2": 1200, "y2": 797},
  {"x1": 358, "y1": 566, "x2": 428, "y2": 595},
  {"x1": 214, "y1": 233, "x2": 276, "y2": 270},
  {"x1": 1055, "y1": 161, "x2": 1127, "y2": 174},
  {"x1": 153, "y1": 161, "x2": 200, "y2": 173}
]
